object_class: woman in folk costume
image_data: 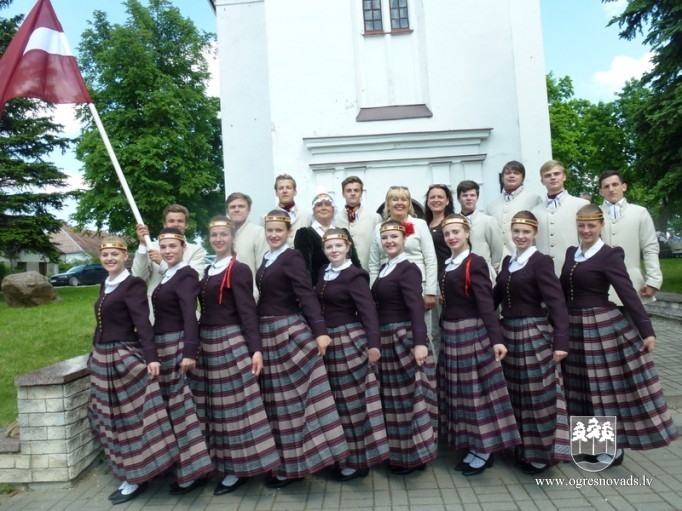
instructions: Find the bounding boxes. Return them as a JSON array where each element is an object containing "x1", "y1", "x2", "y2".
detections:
[
  {"x1": 560, "y1": 204, "x2": 678, "y2": 467},
  {"x1": 371, "y1": 219, "x2": 438, "y2": 475},
  {"x1": 256, "y1": 210, "x2": 349, "y2": 488},
  {"x1": 294, "y1": 192, "x2": 361, "y2": 286},
  {"x1": 493, "y1": 211, "x2": 571, "y2": 475},
  {"x1": 190, "y1": 217, "x2": 279, "y2": 495},
  {"x1": 151, "y1": 228, "x2": 213, "y2": 495},
  {"x1": 315, "y1": 229, "x2": 389, "y2": 482},
  {"x1": 89, "y1": 237, "x2": 179, "y2": 505},
  {"x1": 438, "y1": 214, "x2": 520, "y2": 476}
]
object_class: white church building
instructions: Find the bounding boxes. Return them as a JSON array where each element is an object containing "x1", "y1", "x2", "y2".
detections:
[{"x1": 211, "y1": 0, "x2": 551, "y2": 216}]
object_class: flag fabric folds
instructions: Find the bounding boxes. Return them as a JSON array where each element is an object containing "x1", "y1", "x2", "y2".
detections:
[{"x1": 0, "y1": 0, "x2": 91, "y2": 117}]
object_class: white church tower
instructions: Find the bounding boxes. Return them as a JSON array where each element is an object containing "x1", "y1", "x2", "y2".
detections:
[{"x1": 212, "y1": 0, "x2": 551, "y2": 216}]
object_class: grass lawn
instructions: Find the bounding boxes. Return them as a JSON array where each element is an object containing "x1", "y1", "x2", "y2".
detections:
[
  {"x1": 0, "y1": 286, "x2": 98, "y2": 427},
  {"x1": 660, "y1": 257, "x2": 682, "y2": 294}
]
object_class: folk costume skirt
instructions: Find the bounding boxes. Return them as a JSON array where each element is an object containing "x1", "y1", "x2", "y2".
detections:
[
  {"x1": 501, "y1": 316, "x2": 571, "y2": 463},
  {"x1": 325, "y1": 322, "x2": 389, "y2": 470},
  {"x1": 259, "y1": 313, "x2": 349, "y2": 479},
  {"x1": 156, "y1": 331, "x2": 214, "y2": 483},
  {"x1": 189, "y1": 324, "x2": 280, "y2": 476},
  {"x1": 377, "y1": 321, "x2": 438, "y2": 469},
  {"x1": 88, "y1": 341, "x2": 178, "y2": 484},
  {"x1": 438, "y1": 318, "x2": 521, "y2": 453},
  {"x1": 563, "y1": 306, "x2": 678, "y2": 449}
]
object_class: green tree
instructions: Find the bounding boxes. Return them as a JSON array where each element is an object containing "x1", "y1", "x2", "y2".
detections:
[
  {"x1": 73, "y1": 0, "x2": 223, "y2": 238},
  {"x1": 605, "y1": 0, "x2": 682, "y2": 228},
  {"x1": 546, "y1": 73, "x2": 629, "y2": 198},
  {"x1": 0, "y1": 1, "x2": 72, "y2": 268}
]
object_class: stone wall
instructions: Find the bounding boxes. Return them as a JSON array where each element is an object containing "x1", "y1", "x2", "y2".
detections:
[{"x1": 0, "y1": 355, "x2": 101, "y2": 487}]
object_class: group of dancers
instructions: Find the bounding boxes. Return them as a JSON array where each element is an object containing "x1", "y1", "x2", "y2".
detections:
[{"x1": 87, "y1": 171, "x2": 678, "y2": 505}]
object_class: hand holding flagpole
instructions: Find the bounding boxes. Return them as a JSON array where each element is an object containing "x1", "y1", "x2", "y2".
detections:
[{"x1": 0, "y1": 0, "x2": 152, "y2": 246}]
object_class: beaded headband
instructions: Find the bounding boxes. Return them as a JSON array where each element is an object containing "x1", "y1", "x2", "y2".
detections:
[
  {"x1": 576, "y1": 211, "x2": 604, "y2": 221},
  {"x1": 322, "y1": 232, "x2": 349, "y2": 243},
  {"x1": 264, "y1": 214, "x2": 291, "y2": 224},
  {"x1": 441, "y1": 217, "x2": 468, "y2": 228},
  {"x1": 511, "y1": 217, "x2": 538, "y2": 228},
  {"x1": 208, "y1": 219, "x2": 234, "y2": 230},
  {"x1": 379, "y1": 222, "x2": 405, "y2": 233},
  {"x1": 99, "y1": 241, "x2": 127, "y2": 252},
  {"x1": 158, "y1": 233, "x2": 186, "y2": 242}
]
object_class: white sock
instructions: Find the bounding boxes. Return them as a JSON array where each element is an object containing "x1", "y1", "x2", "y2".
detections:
[
  {"x1": 596, "y1": 449, "x2": 623, "y2": 463},
  {"x1": 340, "y1": 468, "x2": 356, "y2": 476},
  {"x1": 222, "y1": 474, "x2": 239, "y2": 486},
  {"x1": 468, "y1": 452, "x2": 490, "y2": 469},
  {"x1": 120, "y1": 481, "x2": 139, "y2": 495},
  {"x1": 463, "y1": 452, "x2": 474, "y2": 464},
  {"x1": 178, "y1": 479, "x2": 194, "y2": 488},
  {"x1": 276, "y1": 475, "x2": 287, "y2": 481},
  {"x1": 530, "y1": 462, "x2": 546, "y2": 469},
  {"x1": 117, "y1": 482, "x2": 126, "y2": 490}
]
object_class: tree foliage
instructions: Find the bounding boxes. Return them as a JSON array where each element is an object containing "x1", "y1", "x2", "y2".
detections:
[
  {"x1": 546, "y1": 73, "x2": 629, "y2": 199},
  {"x1": 73, "y1": 0, "x2": 223, "y2": 238},
  {"x1": 0, "y1": 2, "x2": 72, "y2": 267},
  {"x1": 604, "y1": 0, "x2": 682, "y2": 228}
]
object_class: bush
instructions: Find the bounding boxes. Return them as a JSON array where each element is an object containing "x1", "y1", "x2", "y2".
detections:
[{"x1": 0, "y1": 262, "x2": 8, "y2": 282}]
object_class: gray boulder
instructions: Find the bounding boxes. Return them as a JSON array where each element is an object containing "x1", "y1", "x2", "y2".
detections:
[{"x1": 1, "y1": 271, "x2": 58, "y2": 307}]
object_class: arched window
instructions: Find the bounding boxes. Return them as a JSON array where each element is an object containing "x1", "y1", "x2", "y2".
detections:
[
  {"x1": 363, "y1": 1, "x2": 383, "y2": 33},
  {"x1": 389, "y1": 0, "x2": 409, "y2": 30}
]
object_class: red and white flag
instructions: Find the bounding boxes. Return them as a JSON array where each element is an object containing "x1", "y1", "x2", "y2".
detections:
[{"x1": 0, "y1": 0, "x2": 92, "y2": 117}]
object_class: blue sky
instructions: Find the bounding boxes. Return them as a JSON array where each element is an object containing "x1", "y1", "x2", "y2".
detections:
[{"x1": 2, "y1": 0, "x2": 652, "y2": 220}]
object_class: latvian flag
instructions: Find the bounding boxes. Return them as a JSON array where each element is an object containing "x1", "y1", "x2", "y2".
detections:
[{"x1": 0, "y1": 0, "x2": 91, "y2": 117}]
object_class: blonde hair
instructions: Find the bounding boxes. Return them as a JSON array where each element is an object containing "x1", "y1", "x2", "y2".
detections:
[{"x1": 383, "y1": 186, "x2": 415, "y2": 219}]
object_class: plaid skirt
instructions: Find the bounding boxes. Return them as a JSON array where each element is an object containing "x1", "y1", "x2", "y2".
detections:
[
  {"x1": 259, "y1": 314, "x2": 349, "y2": 478},
  {"x1": 501, "y1": 317, "x2": 570, "y2": 463},
  {"x1": 563, "y1": 306, "x2": 679, "y2": 449},
  {"x1": 325, "y1": 322, "x2": 389, "y2": 470},
  {"x1": 88, "y1": 341, "x2": 178, "y2": 484},
  {"x1": 188, "y1": 324, "x2": 280, "y2": 476},
  {"x1": 438, "y1": 318, "x2": 521, "y2": 453},
  {"x1": 156, "y1": 331, "x2": 214, "y2": 483},
  {"x1": 378, "y1": 321, "x2": 438, "y2": 469}
]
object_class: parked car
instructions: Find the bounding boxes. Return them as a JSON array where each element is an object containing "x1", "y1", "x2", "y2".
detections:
[{"x1": 49, "y1": 264, "x2": 108, "y2": 287}]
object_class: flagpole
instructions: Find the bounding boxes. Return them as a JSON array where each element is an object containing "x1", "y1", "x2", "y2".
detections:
[{"x1": 87, "y1": 103, "x2": 153, "y2": 246}]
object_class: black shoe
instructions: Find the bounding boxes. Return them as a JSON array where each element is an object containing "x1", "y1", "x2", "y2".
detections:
[
  {"x1": 108, "y1": 489, "x2": 122, "y2": 501},
  {"x1": 265, "y1": 476, "x2": 304, "y2": 489},
  {"x1": 389, "y1": 464, "x2": 426, "y2": 475},
  {"x1": 601, "y1": 449, "x2": 625, "y2": 468},
  {"x1": 521, "y1": 463, "x2": 549, "y2": 475},
  {"x1": 582, "y1": 454, "x2": 599, "y2": 463},
  {"x1": 462, "y1": 454, "x2": 493, "y2": 476},
  {"x1": 455, "y1": 454, "x2": 471, "y2": 471},
  {"x1": 214, "y1": 477, "x2": 249, "y2": 495},
  {"x1": 110, "y1": 483, "x2": 147, "y2": 505},
  {"x1": 169, "y1": 477, "x2": 207, "y2": 496},
  {"x1": 331, "y1": 468, "x2": 369, "y2": 482}
]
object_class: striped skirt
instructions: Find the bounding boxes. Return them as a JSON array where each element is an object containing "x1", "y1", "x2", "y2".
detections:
[
  {"x1": 501, "y1": 317, "x2": 570, "y2": 463},
  {"x1": 188, "y1": 324, "x2": 280, "y2": 476},
  {"x1": 378, "y1": 321, "x2": 438, "y2": 469},
  {"x1": 88, "y1": 341, "x2": 178, "y2": 484},
  {"x1": 563, "y1": 306, "x2": 679, "y2": 449},
  {"x1": 156, "y1": 331, "x2": 214, "y2": 483},
  {"x1": 438, "y1": 318, "x2": 521, "y2": 453},
  {"x1": 325, "y1": 322, "x2": 389, "y2": 470},
  {"x1": 259, "y1": 314, "x2": 349, "y2": 478}
]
